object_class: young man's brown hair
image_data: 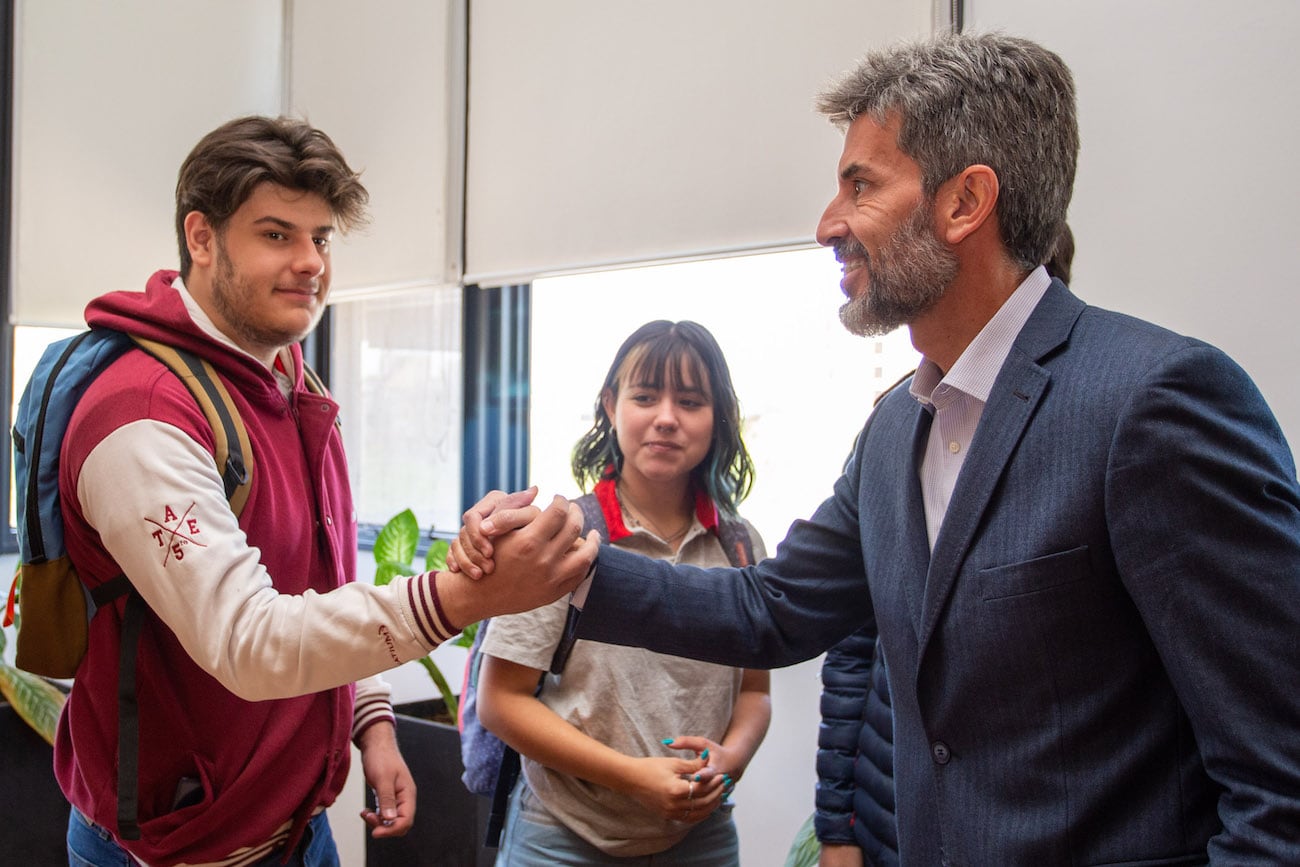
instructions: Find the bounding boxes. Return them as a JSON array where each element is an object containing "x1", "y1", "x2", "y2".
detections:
[{"x1": 174, "y1": 115, "x2": 369, "y2": 278}]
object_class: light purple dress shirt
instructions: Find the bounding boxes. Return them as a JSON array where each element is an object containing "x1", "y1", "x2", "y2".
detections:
[{"x1": 911, "y1": 267, "x2": 1052, "y2": 549}]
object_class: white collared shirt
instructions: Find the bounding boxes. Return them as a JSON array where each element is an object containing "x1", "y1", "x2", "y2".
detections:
[{"x1": 911, "y1": 266, "x2": 1052, "y2": 549}]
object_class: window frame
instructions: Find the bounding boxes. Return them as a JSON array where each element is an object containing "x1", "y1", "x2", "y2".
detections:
[{"x1": 2, "y1": 0, "x2": 17, "y2": 555}]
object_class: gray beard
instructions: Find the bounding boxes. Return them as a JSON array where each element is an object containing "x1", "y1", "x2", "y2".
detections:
[{"x1": 838, "y1": 205, "x2": 958, "y2": 337}]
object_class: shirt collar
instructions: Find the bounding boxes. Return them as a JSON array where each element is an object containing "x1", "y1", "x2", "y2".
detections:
[
  {"x1": 911, "y1": 266, "x2": 1052, "y2": 406},
  {"x1": 593, "y1": 470, "x2": 720, "y2": 543}
]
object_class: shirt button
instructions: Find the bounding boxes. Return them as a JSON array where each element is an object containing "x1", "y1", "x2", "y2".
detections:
[
  {"x1": 932, "y1": 741, "x2": 951, "y2": 764},
  {"x1": 948, "y1": 441, "x2": 961, "y2": 454},
  {"x1": 325, "y1": 515, "x2": 334, "y2": 526}
]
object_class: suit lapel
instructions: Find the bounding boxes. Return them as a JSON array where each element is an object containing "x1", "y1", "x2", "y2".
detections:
[{"x1": 915, "y1": 281, "x2": 1086, "y2": 655}]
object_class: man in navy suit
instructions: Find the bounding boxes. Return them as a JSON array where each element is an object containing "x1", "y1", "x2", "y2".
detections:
[{"x1": 457, "y1": 33, "x2": 1300, "y2": 864}]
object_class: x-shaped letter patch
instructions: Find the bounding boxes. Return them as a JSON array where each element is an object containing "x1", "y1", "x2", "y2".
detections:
[{"x1": 146, "y1": 503, "x2": 208, "y2": 566}]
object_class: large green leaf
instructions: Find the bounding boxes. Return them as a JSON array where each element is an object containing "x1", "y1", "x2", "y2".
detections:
[
  {"x1": 374, "y1": 509, "x2": 420, "y2": 569},
  {"x1": 453, "y1": 620, "x2": 478, "y2": 649},
  {"x1": 373, "y1": 562, "x2": 407, "y2": 588},
  {"x1": 0, "y1": 664, "x2": 66, "y2": 746},
  {"x1": 425, "y1": 539, "x2": 449, "y2": 573},
  {"x1": 783, "y1": 812, "x2": 821, "y2": 867}
]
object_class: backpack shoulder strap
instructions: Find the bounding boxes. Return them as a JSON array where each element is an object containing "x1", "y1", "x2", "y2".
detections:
[
  {"x1": 545, "y1": 492, "x2": 607, "y2": 676},
  {"x1": 716, "y1": 515, "x2": 755, "y2": 568},
  {"x1": 573, "y1": 492, "x2": 608, "y2": 540},
  {"x1": 129, "y1": 336, "x2": 254, "y2": 517},
  {"x1": 301, "y1": 361, "x2": 329, "y2": 397}
]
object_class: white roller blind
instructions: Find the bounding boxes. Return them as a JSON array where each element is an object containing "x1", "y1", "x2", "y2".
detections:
[
  {"x1": 12, "y1": 0, "x2": 284, "y2": 327},
  {"x1": 464, "y1": 0, "x2": 931, "y2": 287},
  {"x1": 969, "y1": 0, "x2": 1300, "y2": 454},
  {"x1": 288, "y1": 0, "x2": 463, "y2": 301}
]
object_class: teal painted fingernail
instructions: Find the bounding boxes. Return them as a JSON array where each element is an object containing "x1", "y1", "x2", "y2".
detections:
[
  {"x1": 661, "y1": 738, "x2": 673, "y2": 745},
  {"x1": 701, "y1": 748, "x2": 709, "y2": 760},
  {"x1": 694, "y1": 774, "x2": 701, "y2": 782},
  {"x1": 723, "y1": 775, "x2": 733, "y2": 785}
]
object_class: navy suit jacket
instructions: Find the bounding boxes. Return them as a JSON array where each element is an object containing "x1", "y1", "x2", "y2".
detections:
[{"x1": 578, "y1": 281, "x2": 1300, "y2": 864}]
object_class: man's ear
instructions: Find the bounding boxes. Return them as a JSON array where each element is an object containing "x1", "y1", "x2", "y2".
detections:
[
  {"x1": 934, "y1": 165, "x2": 999, "y2": 246},
  {"x1": 183, "y1": 211, "x2": 216, "y2": 269}
]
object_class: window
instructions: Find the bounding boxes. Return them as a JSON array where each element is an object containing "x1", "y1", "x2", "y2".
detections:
[
  {"x1": 529, "y1": 248, "x2": 919, "y2": 546},
  {"x1": 328, "y1": 287, "x2": 463, "y2": 536}
]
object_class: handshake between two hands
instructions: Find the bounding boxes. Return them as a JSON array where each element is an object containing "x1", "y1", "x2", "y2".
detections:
[{"x1": 438, "y1": 487, "x2": 600, "y2": 628}]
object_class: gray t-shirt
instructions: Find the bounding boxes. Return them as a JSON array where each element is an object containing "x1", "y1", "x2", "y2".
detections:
[{"x1": 481, "y1": 516, "x2": 766, "y2": 857}]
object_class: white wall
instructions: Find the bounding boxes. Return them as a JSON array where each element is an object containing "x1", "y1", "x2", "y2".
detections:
[
  {"x1": 11, "y1": 0, "x2": 283, "y2": 326},
  {"x1": 10, "y1": 0, "x2": 461, "y2": 329},
  {"x1": 465, "y1": 0, "x2": 931, "y2": 286},
  {"x1": 969, "y1": 0, "x2": 1300, "y2": 454}
]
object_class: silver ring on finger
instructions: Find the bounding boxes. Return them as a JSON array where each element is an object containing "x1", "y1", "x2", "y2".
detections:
[{"x1": 688, "y1": 779, "x2": 696, "y2": 802}]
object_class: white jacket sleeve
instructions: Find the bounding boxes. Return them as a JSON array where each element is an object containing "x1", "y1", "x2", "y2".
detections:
[{"x1": 77, "y1": 418, "x2": 451, "y2": 701}]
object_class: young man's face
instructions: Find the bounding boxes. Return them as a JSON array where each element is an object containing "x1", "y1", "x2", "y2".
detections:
[
  {"x1": 188, "y1": 182, "x2": 335, "y2": 364},
  {"x1": 815, "y1": 113, "x2": 956, "y2": 337}
]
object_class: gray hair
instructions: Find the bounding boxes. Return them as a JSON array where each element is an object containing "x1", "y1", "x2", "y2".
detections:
[{"x1": 817, "y1": 33, "x2": 1078, "y2": 271}]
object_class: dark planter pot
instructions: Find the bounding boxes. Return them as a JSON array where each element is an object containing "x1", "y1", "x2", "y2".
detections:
[
  {"x1": 366, "y1": 699, "x2": 496, "y2": 867},
  {"x1": 0, "y1": 702, "x2": 70, "y2": 865}
]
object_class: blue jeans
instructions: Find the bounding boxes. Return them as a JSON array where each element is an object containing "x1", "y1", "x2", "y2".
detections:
[
  {"x1": 67, "y1": 807, "x2": 339, "y2": 867},
  {"x1": 497, "y1": 780, "x2": 740, "y2": 866}
]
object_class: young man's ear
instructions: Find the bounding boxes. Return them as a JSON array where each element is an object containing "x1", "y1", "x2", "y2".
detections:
[
  {"x1": 183, "y1": 211, "x2": 216, "y2": 270},
  {"x1": 935, "y1": 164, "x2": 999, "y2": 246}
]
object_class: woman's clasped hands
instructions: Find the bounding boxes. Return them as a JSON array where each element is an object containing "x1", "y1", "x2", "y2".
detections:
[{"x1": 623, "y1": 737, "x2": 738, "y2": 825}]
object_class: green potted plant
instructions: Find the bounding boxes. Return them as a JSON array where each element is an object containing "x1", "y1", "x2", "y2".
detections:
[
  {"x1": 784, "y1": 813, "x2": 820, "y2": 866},
  {"x1": 371, "y1": 508, "x2": 480, "y2": 722}
]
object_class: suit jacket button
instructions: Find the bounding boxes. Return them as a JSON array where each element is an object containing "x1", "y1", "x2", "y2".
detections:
[{"x1": 931, "y1": 741, "x2": 951, "y2": 764}]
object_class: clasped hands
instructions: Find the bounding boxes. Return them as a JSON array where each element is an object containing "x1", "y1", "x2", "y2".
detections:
[
  {"x1": 449, "y1": 487, "x2": 581, "y2": 579},
  {"x1": 659, "y1": 737, "x2": 738, "y2": 824},
  {"x1": 617, "y1": 737, "x2": 737, "y2": 825},
  {"x1": 439, "y1": 487, "x2": 599, "y2": 628}
]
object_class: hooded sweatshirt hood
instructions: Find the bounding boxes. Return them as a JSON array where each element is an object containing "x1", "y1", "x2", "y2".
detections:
[{"x1": 86, "y1": 270, "x2": 304, "y2": 412}]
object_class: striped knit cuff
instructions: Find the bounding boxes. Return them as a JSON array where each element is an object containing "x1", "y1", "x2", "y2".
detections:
[
  {"x1": 352, "y1": 694, "x2": 397, "y2": 744},
  {"x1": 406, "y1": 571, "x2": 458, "y2": 646}
]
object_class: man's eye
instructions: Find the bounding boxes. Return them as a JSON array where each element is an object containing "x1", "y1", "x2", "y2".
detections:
[
  {"x1": 267, "y1": 231, "x2": 286, "y2": 241},
  {"x1": 853, "y1": 180, "x2": 868, "y2": 195},
  {"x1": 314, "y1": 237, "x2": 331, "y2": 250}
]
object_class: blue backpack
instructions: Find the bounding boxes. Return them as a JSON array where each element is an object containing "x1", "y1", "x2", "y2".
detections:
[
  {"x1": 457, "y1": 493, "x2": 755, "y2": 847},
  {"x1": 9, "y1": 329, "x2": 255, "y2": 677},
  {"x1": 6, "y1": 328, "x2": 265, "y2": 840}
]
